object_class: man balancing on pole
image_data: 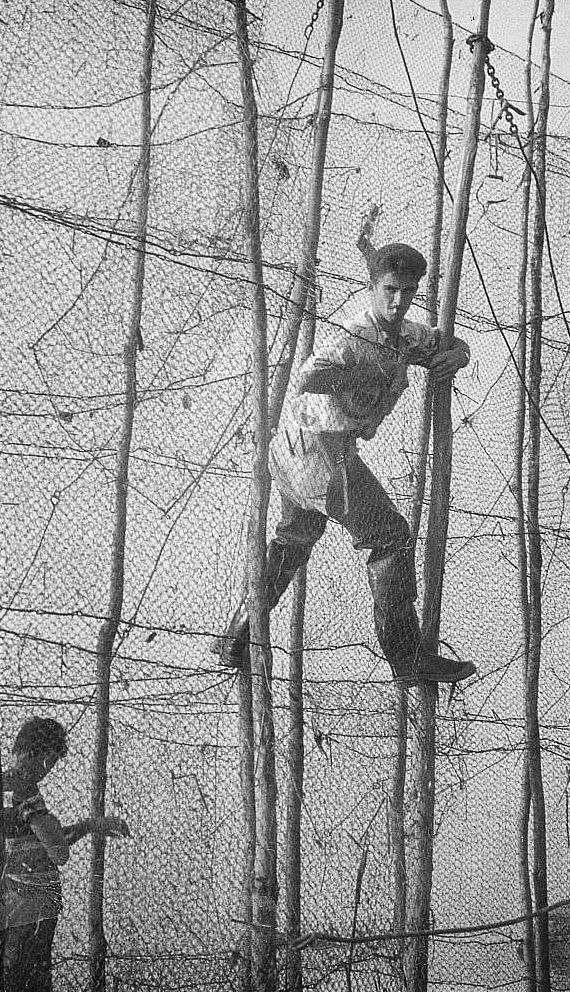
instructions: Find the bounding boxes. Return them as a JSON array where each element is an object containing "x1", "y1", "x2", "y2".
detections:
[{"x1": 212, "y1": 241, "x2": 476, "y2": 687}]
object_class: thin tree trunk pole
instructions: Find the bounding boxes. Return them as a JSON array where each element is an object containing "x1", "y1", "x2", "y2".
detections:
[
  {"x1": 236, "y1": 0, "x2": 344, "y2": 979},
  {"x1": 515, "y1": 4, "x2": 538, "y2": 988},
  {"x1": 396, "y1": 8, "x2": 452, "y2": 984},
  {"x1": 286, "y1": 568, "x2": 306, "y2": 992},
  {"x1": 285, "y1": 286, "x2": 316, "y2": 992},
  {"x1": 88, "y1": 4, "x2": 156, "y2": 990},
  {"x1": 409, "y1": 0, "x2": 453, "y2": 544},
  {"x1": 238, "y1": 656, "x2": 255, "y2": 991},
  {"x1": 234, "y1": 4, "x2": 276, "y2": 990},
  {"x1": 406, "y1": 6, "x2": 490, "y2": 991},
  {"x1": 268, "y1": 0, "x2": 344, "y2": 430},
  {"x1": 390, "y1": 684, "x2": 407, "y2": 971},
  {"x1": 422, "y1": 0, "x2": 490, "y2": 637},
  {"x1": 519, "y1": 763, "x2": 536, "y2": 988},
  {"x1": 526, "y1": 4, "x2": 554, "y2": 989},
  {"x1": 0, "y1": 753, "x2": 4, "y2": 992}
]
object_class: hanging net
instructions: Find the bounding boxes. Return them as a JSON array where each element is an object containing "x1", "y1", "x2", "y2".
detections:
[{"x1": 1, "y1": 0, "x2": 569, "y2": 988}]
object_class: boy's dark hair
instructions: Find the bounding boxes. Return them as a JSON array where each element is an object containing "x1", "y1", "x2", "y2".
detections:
[
  {"x1": 369, "y1": 243, "x2": 427, "y2": 283},
  {"x1": 12, "y1": 717, "x2": 68, "y2": 759}
]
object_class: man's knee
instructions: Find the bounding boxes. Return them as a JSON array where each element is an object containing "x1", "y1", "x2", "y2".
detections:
[
  {"x1": 274, "y1": 502, "x2": 327, "y2": 549},
  {"x1": 367, "y1": 513, "x2": 412, "y2": 561}
]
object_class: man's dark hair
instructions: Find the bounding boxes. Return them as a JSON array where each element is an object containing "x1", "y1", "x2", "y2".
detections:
[
  {"x1": 369, "y1": 243, "x2": 427, "y2": 283},
  {"x1": 12, "y1": 717, "x2": 68, "y2": 758}
]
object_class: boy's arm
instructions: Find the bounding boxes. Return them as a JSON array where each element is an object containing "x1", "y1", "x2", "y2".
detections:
[
  {"x1": 63, "y1": 815, "x2": 130, "y2": 846},
  {"x1": 10, "y1": 789, "x2": 69, "y2": 865},
  {"x1": 29, "y1": 810, "x2": 70, "y2": 865}
]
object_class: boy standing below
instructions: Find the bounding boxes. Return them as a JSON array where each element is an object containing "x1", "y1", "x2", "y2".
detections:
[{"x1": 213, "y1": 243, "x2": 476, "y2": 687}]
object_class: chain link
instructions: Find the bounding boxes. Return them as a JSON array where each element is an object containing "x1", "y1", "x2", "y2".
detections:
[
  {"x1": 466, "y1": 33, "x2": 524, "y2": 138},
  {"x1": 304, "y1": 0, "x2": 325, "y2": 41}
]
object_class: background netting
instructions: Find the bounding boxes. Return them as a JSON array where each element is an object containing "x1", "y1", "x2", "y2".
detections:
[{"x1": 1, "y1": 0, "x2": 570, "y2": 988}]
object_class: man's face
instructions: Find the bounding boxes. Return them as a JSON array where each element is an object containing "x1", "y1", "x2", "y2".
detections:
[{"x1": 370, "y1": 271, "x2": 418, "y2": 326}]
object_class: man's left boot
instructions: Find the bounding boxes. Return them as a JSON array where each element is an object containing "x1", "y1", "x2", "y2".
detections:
[
  {"x1": 210, "y1": 600, "x2": 250, "y2": 668},
  {"x1": 378, "y1": 605, "x2": 476, "y2": 687},
  {"x1": 367, "y1": 549, "x2": 476, "y2": 687}
]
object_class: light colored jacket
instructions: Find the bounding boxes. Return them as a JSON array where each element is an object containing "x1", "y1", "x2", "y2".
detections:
[{"x1": 269, "y1": 309, "x2": 441, "y2": 513}]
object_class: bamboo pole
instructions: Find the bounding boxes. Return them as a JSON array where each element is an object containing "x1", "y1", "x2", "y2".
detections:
[
  {"x1": 405, "y1": 5, "x2": 491, "y2": 989},
  {"x1": 515, "y1": 4, "x2": 539, "y2": 988},
  {"x1": 526, "y1": 3, "x2": 554, "y2": 988},
  {"x1": 395, "y1": 6, "x2": 452, "y2": 984},
  {"x1": 268, "y1": 0, "x2": 344, "y2": 431},
  {"x1": 234, "y1": 4, "x2": 277, "y2": 989},
  {"x1": 88, "y1": 4, "x2": 156, "y2": 989}
]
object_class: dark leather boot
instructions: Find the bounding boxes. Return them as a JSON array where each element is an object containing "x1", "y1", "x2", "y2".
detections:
[
  {"x1": 211, "y1": 601, "x2": 250, "y2": 668},
  {"x1": 368, "y1": 550, "x2": 476, "y2": 687},
  {"x1": 377, "y1": 604, "x2": 476, "y2": 686},
  {"x1": 211, "y1": 540, "x2": 313, "y2": 668}
]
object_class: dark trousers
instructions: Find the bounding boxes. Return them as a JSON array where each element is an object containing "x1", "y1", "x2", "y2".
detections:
[
  {"x1": 275, "y1": 450, "x2": 411, "y2": 561},
  {"x1": 1, "y1": 918, "x2": 57, "y2": 992},
  {"x1": 262, "y1": 450, "x2": 414, "y2": 627}
]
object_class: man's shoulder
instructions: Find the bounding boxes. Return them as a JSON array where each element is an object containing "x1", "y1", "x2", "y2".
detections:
[{"x1": 343, "y1": 309, "x2": 379, "y2": 342}]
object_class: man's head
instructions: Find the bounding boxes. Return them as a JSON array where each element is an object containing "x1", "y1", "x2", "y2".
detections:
[{"x1": 367, "y1": 243, "x2": 427, "y2": 327}]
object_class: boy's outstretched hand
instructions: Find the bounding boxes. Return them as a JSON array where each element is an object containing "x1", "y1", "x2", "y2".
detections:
[{"x1": 94, "y1": 815, "x2": 130, "y2": 839}]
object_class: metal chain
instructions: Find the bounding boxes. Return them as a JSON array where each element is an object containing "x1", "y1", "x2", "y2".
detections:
[
  {"x1": 304, "y1": 0, "x2": 325, "y2": 41},
  {"x1": 466, "y1": 33, "x2": 524, "y2": 138}
]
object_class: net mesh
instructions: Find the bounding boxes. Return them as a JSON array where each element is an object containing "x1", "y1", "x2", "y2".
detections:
[{"x1": 1, "y1": 0, "x2": 570, "y2": 989}]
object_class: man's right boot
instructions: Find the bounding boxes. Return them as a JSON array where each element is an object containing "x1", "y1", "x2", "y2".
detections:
[{"x1": 210, "y1": 539, "x2": 313, "y2": 669}]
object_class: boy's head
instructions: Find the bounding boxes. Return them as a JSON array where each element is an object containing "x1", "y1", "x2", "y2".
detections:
[
  {"x1": 13, "y1": 716, "x2": 68, "y2": 760},
  {"x1": 367, "y1": 243, "x2": 427, "y2": 327}
]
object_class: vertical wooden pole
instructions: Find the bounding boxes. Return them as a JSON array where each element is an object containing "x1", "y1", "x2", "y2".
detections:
[
  {"x1": 0, "y1": 750, "x2": 4, "y2": 992},
  {"x1": 526, "y1": 3, "x2": 554, "y2": 988},
  {"x1": 284, "y1": 285, "x2": 316, "y2": 992},
  {"x1": 88, "y1": 4, "x2": 155, "y2": 989},
  {"x1": 238, "y1": 655, "x2": 255, "y2": 991},
  {"x1": 234, "y1": 4, "x2": 276, "y2": 989},
  {"x1": 285, "y1": 568, "x2": 306, "y2": 992},
  {"x1": 268, "y1": 0, "x2": 344, "y2": 431},
  {"x1": 396, "y1": 7, "x2": 452, "y2": 986},
  {"x1": 422, "y1": 0, "x2": 491, "y2": 636},
  {"x1": 406, "y1": 4, "x2": 491, "y2": 990},
  {"x1": 515, "y1": 4, "x2": 539, "y2": 988},
  {"x1": 235, "y1": 3, "x2": 344, "y2": 983},
  {"x1": 409, "y1": 0, "x2": 453, "y2": 543}
]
